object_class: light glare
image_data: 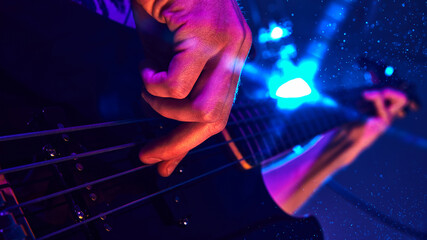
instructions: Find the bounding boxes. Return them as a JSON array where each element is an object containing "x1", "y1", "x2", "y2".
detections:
[
  {"x1": 276, "y1": 78, "x2": 312, "y2": 98},
  {"x1": 271, "y1": 27, "x2": 284, "y2": 39}
]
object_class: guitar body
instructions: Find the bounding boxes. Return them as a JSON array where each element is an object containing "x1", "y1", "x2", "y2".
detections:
[{"x1": 0, "y1": 1, "x2": 323, "y2": 239}]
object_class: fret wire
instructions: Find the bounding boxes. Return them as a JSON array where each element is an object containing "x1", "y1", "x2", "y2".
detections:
[
  {"x1": 245, "y1": 108, "x2": 273, "y2": 158},
  {"x1": 266, "y1": 105, "x2": 291, "y2": 151},
  {"x1": 281, "y1": 112, "x2": 301, "y2": 148},
  {"x1": 254, "y1": 107, "x2": 279, "y2": 155},
  {"x1": 228, "y1": 111, "x2": 258, "y2": 162},
  {"x1": 267, "y1": 107, "x2": 286, "y2": 153},
  {"x1": 312, "y1": 107, "x2": 328, "y2": 132},
  {"x1": 318, "y1": 107, "x2": 333, "y2": 131},
  {"x1": 272, "y1": 117, "x2": 290, "y2": 151},
  {"x1": 236, "y1": 110, "x2": 265, "y2": 162},
  {"x1": 292, "y1": 110, "x2": 311, "y2": 144},
  {"x1": 190, "y1": 124, "x2": 277, "y2": 155},
  {"x1": 308, "y1": 106, "x2": 325, "y2": 136},
  {"x1": 299, "y1": 107, "x2": 318, "y2": 141},
  {"x1": 274, "y1": 113, "x2": 292, "y2": 149},
  {"x1": 227, "y1": 112, "x2": 282, "y2": 127},
  {"x1": 291, "y1": 111, "x2": 308, "y2": 146},
  {"x1": 255, "y1": 107, "x2": 281, "y2": 155}
]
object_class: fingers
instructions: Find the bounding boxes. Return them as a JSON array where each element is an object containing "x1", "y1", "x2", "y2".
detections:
[
  {"x1": 141, "y1": 44, "x2": 214, "y2": 99},
  {"x1": 141, "y1": 28, "x2": 251, "y2": 123},
  {"x1": 139, "y1": 121, "x2": 227, "y2": 177},
  {"x1": 135, "y1": 0, "x2": 252, "y2": 177},
  {"x1": 140, "y1": 43, "x2": 250, "y2": 176},
  {"x1": 157, "y1": 153, "x2": 187, "y2": 177},
  {"x1": 363, "y1": 88, "x2": 408, "y2": 124},
  {"x1": 382, "y1": 88, "x2": 408, "y2": 115},
  {"x1": 141, "y1": 54, "x2": 235, "y2": 122},
  {"x1": 364, "y1": 90, "x2": 391, "y2": 124}
]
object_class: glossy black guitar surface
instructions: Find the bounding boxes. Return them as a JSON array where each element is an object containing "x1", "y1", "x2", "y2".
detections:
[{"x1": 0, "y1": 1, "x2": 324, "y2": 239}]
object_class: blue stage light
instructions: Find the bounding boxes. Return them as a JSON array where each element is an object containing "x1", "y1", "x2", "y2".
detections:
[
  {"x1": 385, "y1": 66, "x2": 394, "y2": 76},
  {"x1": 276, "y1": 78, "x2": 312, "y2": 98},
  {"x1": 271, "y1": 27, "x2": 284, "y2": 39},
  {"x1": 268, "y1": 59, "x2": 321, "y2": 110}
]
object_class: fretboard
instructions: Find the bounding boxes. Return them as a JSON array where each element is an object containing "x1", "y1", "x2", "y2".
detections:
[{"x1": 227, "y1": 99, "x2": 362, "y2": 166}]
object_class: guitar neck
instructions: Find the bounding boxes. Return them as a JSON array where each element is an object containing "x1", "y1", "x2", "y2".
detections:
[{"x1": 226, "y1": 97, "x2": 365, "y2": 166}]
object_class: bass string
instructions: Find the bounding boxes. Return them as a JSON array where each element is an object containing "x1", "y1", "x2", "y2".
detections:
[
  {"x1": 3, "y1": 127, "x2": 278, "y2": 211},
  {"x1": 0, "y1": 119, "x2": 154, "y2": 142},
  {"x1": 0, "y1": 110, "x2": 283, "y2": 177},
  {"x1": 0, "y1": 142, "x2": 140, "y2": 175},
  {"x1": 0, "y1": 103, "x2": 268, "y2": 142},
  {"x1": 36, "y1": 155, "x2": 256, "y2": 240}
]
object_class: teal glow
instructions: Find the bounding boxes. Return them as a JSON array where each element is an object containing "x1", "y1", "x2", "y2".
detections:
[
  {"x1": 268, "y1": 59, "x2": 321, "y2": 110},
  {"x1": 280, "y1": 44, "x2": 297, "y2": 59},
  {"x1": 292, "y1": 145, "x2": 304, "y2": 155},
  {"x1": 385, "y1": 66, "x2": 394, "y2": 76},
  {"x1": 258, "y1": 22, "x2": 292, "y2": 43}
]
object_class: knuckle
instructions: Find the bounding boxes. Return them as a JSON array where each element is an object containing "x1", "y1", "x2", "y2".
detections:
[
  {"x1": 167, "y1": 86, "x2": 190, "y2": 99},
  {"x1": 192, "y1": 101, "x2": 224, "y2": 122},
  {"x1": 199, "y1": 107, "x2": 222, "y2": 122},
  {"x1": 209, "y1": 118, "x2": 228, "y2": 135},
  {"x1": 230, "y1": 26, "x2": 246, "y2": 43}
]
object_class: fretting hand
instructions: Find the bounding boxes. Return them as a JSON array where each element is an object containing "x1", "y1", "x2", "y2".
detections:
[
  {"x1": 132, "y1": 0, "x2": 252, "y2": 176},
  {"x1": 335, "y1": 88, "x2": 408, "y2": 167}
]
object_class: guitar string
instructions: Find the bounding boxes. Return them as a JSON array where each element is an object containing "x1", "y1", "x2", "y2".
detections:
[
  {"x1": 36, "y1": 155, "x2": 254, "y2": 240},
  {"x1": 0, "y1": 112, "x2": 284, "y2": 175},
  {"x1": 2, "y1": 105, "x2": 343, "y2": 237},
  {"x1": 2, "y1": 107, "x2": 351, "y2": 212},
  {"x1": 0, "y1": 102, "x2": 273, "y2": 142},
  {"x1": 0, "y1": 143, "x2": 139, "y2": 175},
  {"x1": 31, "y1": 117, "x2": 423, "y2": 239},
  {"x1": 0, "y1": 119, "x2": 153, "y2": 142},
  {"x1": 14, "y1": 107, "x2": 418, "y2": 238},
  {"x1": 2, "y1": 128, "x2": 277, "y2": 211}
]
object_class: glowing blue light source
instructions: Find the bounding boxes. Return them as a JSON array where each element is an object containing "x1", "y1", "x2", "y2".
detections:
[
  {"x1": 276, "y1": 78, "x2": 312, "y2": 98},
  {"x1": 258, "y1": 21, "x2": 292, "y2": 43},
  {"x1": 271, "y1": 27, "x2": 284, "y2": 39},
  {"x1": 385, "y1": 66, "x2": 394, "y2": 76},
  {"x1": 280, "y1": 44, "x2": 297, "y2": 59}
]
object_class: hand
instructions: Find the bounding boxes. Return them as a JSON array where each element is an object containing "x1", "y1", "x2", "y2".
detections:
[
  {"x1": 319, "y1": 88, "x2": 408, "y2": 169},
  {"x1": 358, "y1": 88, "x2": 408, "y2": 148},
  {"x1": 132, "y1": 0, "x2": 252, "y2": 176},
  {"x1": 335, "y1": 88, "x2": 408, "y2": 168}
]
